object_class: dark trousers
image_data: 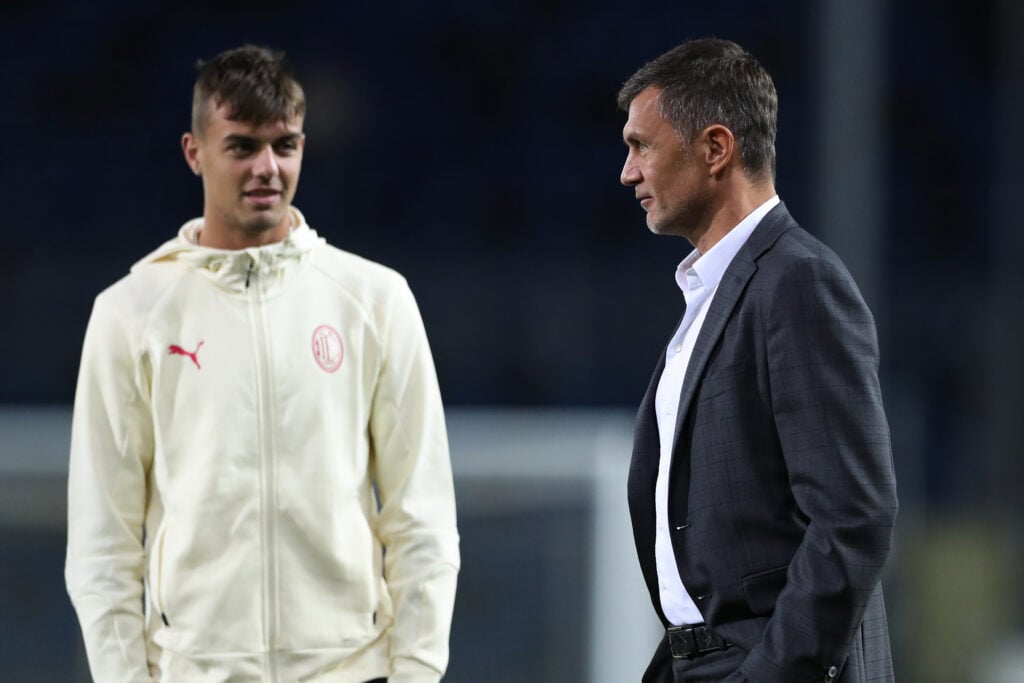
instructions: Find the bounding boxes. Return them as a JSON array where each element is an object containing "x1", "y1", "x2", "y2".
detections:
[{"x1": 670, "y1": 645, "x2": 746, "y2": 682}]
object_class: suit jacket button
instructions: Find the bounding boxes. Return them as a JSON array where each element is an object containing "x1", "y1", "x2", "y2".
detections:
[{"x1": 825, "y1": 665, "x2": 838, "y2": 680}]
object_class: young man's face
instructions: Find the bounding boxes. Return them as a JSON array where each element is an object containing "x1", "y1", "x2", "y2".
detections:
[{"x1": 183, "y1": 103, "x2": 305, "y2": 247}]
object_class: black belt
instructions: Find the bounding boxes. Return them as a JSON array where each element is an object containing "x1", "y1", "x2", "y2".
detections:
[{"x1": 667, "y1": 624, "x2": 731, "y2": 659}]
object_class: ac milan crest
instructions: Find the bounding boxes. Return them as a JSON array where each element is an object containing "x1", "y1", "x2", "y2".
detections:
[{"x1": 311, "y1": 324, "x2": 343, "y2": 373}]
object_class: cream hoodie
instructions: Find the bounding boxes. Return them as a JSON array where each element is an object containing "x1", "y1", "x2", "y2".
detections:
[{"x1": 66, "y1": 209, "x2": 459, "y2": 682}]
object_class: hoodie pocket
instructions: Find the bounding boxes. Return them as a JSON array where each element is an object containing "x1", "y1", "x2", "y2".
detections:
[{"x1": 150, "y1": 524, "x2": 170, "y2": 624}]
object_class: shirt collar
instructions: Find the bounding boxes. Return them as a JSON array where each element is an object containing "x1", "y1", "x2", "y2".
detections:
[{"x1": 675, "y1": 195, "x2": 780, "y2": 296}]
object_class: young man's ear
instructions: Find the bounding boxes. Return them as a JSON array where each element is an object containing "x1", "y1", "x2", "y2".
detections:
[{"x1": 182, "y1": 132, "x2": 202, "y2": 176}]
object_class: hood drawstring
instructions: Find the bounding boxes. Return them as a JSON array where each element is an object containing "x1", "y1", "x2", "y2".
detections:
[{"x1": 129, "y1": 208, "x2": 323, "y2": 292}]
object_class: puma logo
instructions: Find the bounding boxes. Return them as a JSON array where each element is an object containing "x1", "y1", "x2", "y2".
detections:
[{"x1": 168, "y1": 341, "x2": 205, "y2": 370}]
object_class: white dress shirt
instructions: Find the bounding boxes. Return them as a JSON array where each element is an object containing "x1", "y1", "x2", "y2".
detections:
[{"x1": 653, "y1": 195, "x2": 780, "y2": 625}]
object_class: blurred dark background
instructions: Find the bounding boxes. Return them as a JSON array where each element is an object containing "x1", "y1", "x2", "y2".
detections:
[{"x1": 3, "y1": 0, "x2": 1024, "y2": 681}]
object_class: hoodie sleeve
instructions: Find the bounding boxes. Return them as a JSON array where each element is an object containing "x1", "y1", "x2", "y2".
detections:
[
  {"x1": 66, "y1": 293, "x2": 156, "y2": 682},
  {"x1": 369, "y1": 278, "x2": 460, "y2": 683}
]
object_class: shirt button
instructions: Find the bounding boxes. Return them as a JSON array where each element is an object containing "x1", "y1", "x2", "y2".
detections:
[{"x1": 674, "y1": 344, "x2": 683, "y2": 353}]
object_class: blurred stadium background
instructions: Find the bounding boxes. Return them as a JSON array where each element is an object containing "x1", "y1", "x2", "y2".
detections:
[{"x1": 2, "y1": 1, "x2": 1023, "y2": 681}]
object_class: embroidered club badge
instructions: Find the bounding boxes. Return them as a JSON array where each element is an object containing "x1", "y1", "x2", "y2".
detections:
[{"x1": 312, "y1": 325, "x2": 343, "y2": 373}]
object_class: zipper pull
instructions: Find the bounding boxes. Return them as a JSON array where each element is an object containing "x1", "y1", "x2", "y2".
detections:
[{"x1": 245, "y1": 258, "x2": 254, "y2": 288}]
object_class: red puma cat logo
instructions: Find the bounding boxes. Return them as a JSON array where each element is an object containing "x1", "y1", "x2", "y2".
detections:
[{"x1": 168, "y1": 341, "x2": 205, "y2": 370}]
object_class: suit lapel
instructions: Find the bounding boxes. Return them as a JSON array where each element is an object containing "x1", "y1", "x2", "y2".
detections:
[
  {"x1": 668, "y1": 204, "x2": 796, "y2": 500},
  {"x1": 669, "y1": 260, "x2": 755, "y2": 450}
]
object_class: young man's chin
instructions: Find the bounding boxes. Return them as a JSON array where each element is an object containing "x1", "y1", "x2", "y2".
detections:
[{"x1": 240, "y1": 208, "x2": 287, "y2": 234}]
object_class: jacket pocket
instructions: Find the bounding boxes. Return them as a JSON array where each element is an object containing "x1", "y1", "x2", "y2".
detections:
[{"x1": 740, "y1": 564, "x2": 788, "y2": 617}]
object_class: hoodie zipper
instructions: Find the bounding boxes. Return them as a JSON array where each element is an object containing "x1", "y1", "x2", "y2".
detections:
[{"x1": 247, "y1": 254, "x2": 280, "y2": 681}]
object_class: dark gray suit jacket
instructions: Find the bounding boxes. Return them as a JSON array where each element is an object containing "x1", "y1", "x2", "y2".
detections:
[{"x1": 628, "y1": 204, "x2": 898, "y2": 682}]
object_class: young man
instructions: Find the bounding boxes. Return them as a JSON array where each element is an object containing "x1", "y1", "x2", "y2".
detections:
[
  {"x1": 66, "y1": 45, "x2": 459, "y2": 683},
  {"x1": 619, "y1": 39, "x2": 898, "y2": 682}
]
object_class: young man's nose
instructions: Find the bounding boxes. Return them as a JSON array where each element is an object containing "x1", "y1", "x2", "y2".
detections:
[{"x1": 252, "y1": 146, "x2": 279, "y2": 178}]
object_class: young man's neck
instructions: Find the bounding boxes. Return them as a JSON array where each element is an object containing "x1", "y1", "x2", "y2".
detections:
[{"x1": 197, "y1": 212, "x2": 294, "y2": 250}]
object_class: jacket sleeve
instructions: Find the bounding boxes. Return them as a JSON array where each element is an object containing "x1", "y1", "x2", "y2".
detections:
[
  {"x1": 369, "y1": 279, "x2": 460, "y2": 683},
  {"x1": 729, "y1": 256, "x2": 898, "y2": 682},
  {"x1": 66, "y1": 295, "x2": 156, "y2": 683}
]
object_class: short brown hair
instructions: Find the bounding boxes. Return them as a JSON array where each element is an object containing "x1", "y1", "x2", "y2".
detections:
[{"x1": 191, "y1": 45, "x2": 306, "y2": 135}]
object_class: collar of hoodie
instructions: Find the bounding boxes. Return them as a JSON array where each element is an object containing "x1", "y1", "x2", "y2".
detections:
[{"x1": 132, "y1": 207, "x2": 324, "y2": 293}]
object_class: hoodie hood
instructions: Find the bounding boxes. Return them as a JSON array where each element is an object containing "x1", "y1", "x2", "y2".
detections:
[{"x1": 133, "y1": 207, "x2": 324, "y2": 293}]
